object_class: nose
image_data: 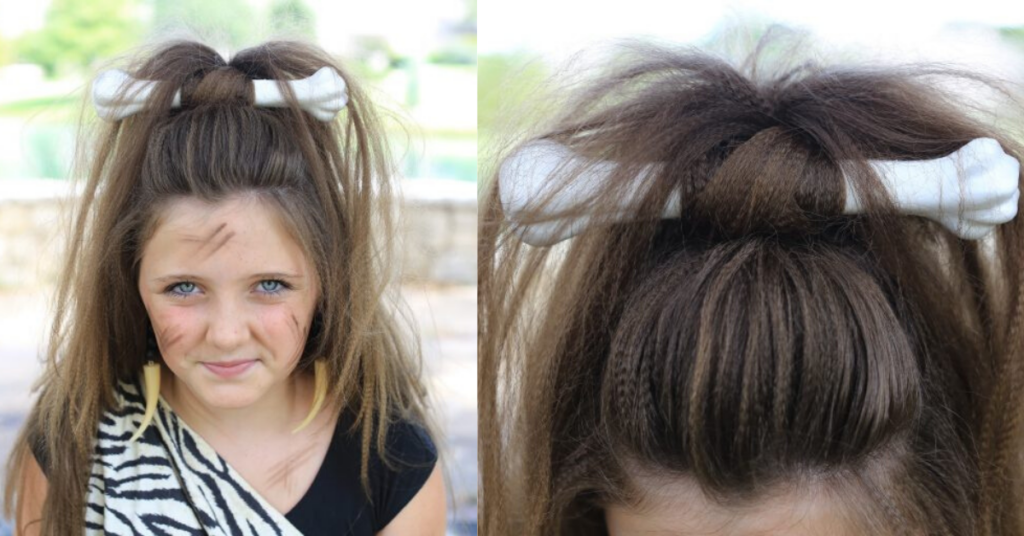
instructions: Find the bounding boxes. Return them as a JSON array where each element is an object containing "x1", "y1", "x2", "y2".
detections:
[{"x1": 205, "y1": 297, "x2": 251, "y2": 351}]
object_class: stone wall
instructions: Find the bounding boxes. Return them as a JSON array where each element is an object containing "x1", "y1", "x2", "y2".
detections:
[
  {"x1": 400, "y1": 179, "x2": 478, "y2": 284},
  {"x1": 0, "y1": 178, "x2": 477, "y2": 290}
]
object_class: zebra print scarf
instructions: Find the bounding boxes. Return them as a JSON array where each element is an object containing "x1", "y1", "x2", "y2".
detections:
[{"x1": 85, "y1": 381, "x2": 303, "y2": 535}]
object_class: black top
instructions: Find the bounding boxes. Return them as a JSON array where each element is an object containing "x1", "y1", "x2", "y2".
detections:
[
  {"x1": 283, "y1": 412, "x2": 438, "y2": 534},
  {"x1": 30, "y1": 410, "x2": 437, "y2": 535}
]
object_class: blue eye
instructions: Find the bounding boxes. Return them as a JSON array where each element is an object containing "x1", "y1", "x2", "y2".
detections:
[
  {"x1": 258, "y1": 280, "x2": 289, "y2": 295},
  {"x1": 166, "y1": 281, "x2": 199, "y2": 297},
  {"x1": 161, "y1": 280, "x2": 290, "y2": 298}
]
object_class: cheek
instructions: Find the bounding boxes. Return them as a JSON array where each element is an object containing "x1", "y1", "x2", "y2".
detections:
[
  {"x1": 148, "y1": 308, "x2": 198, "y2": 360},
  {"x1": 257, "y1": 306, "x2": 311, "y2": 360},
  {"x1": 146, "y1": 302, "x2": 313, "y2": 363}
]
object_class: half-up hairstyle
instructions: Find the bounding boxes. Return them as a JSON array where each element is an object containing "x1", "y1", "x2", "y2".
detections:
[
  {"x1": 4, "y1": 39, "x2": 432, "y2": 534},
  {"x1": 480, "y1": 36, "x2": 1024, "y2": 535}
]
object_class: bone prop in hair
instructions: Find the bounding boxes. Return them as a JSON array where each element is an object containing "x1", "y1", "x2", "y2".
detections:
[
  {"x1": 499, "y1": 138, "x2": 1020, "y2": 245},
  {"x1": 92, "y1": 66, "x2": 349, "y2": 122}
]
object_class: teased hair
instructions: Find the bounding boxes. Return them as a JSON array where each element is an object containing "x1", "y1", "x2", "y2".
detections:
[
  {"x1": 4, "y1": 39, "x2": 431, "y2": 534},
  {"x1": 480, "y1": 36, "x2": 1024, "y2": 535}
]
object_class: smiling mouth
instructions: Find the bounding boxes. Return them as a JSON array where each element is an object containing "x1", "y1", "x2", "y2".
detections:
[
  {"x1": 205, "y1": 359, "x2": 256, "y2": 367},
  {"x1": 202, "y1": 359, "x2": 257, "y2": 378}
]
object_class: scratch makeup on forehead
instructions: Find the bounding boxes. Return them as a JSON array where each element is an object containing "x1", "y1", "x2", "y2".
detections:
[{"x1": 178, "y1": 222, "x2": 237, "y2": 259}]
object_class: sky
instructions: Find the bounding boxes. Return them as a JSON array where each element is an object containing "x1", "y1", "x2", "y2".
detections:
[
  {"x1": 478, "y1": 0, "x2": 1024, "y2": 64},
  {"x1": 0, "y1": 0, "x2": 45, "y2": 38}
]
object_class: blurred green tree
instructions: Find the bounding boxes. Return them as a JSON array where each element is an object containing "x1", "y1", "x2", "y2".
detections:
[
  {"x1": 152, "y1": 0, "x2": 255, "y2": 48},
  {"x1": 1000, "y1": 27, "x2": 1024, "y2": 49},
  {"x1": 16, "y1": 0, "x2": 140, "y2": 77},
  {"x1": 0, "y1": 35, "x2": 12, "y2": 66},
  {"x1": 478, "y1": 53, "x2": 547, "y2": 140},
  {"x1": 267, "y1": 0, "x2": 316, "y2": 39}
]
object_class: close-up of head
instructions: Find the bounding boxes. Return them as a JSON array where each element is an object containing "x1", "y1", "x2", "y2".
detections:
[
  {"x1": 100, "y1": 40, "x2": 376, "y2": 423},
  {"x1": 2, "y1": 38, "x2": 445, "y2": 535},
  {"x1": 137, "y1": 193, "x2": 321, "y2": 413},
  {"x1": 479, "y1": 36, "x2": 1024, "y2": 536}
]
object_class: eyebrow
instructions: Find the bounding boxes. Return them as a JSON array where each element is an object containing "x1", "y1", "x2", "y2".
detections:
[{"x1": 151, "y1": 272, "x2": 306, "y2": 284}]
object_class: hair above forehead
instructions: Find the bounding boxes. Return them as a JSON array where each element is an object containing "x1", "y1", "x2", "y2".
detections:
[
  {"x1": 604, "y1": 236, "x2": 920, "y2": 477},
  {"x1": 119, "y1": 40, "x2": 349, "y2": 194},
  {"x1": 479, "y1": 33, "x2": 1024, "y2": 536},
  {"x1": 103, "y1": 39, "x2": 389, "y2": 301},
  {"x1": 595, "y1": 234, "x2": 949, "y2": 531},
  {"x1": 140, "y1": 104, "x2": 313, "y2": 197}
]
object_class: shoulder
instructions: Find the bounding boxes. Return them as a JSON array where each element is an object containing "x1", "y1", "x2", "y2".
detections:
[
  {"x1": 377, "y1": 464, "x2": 445, "y2": 536},
  {"x1": 373, "y1": 418, "x2": 438, "y2": 470},
  {"x1": 369, "y1": 417, "x2": 440, "y2": 531},
  {"x1": 16, "y1": 444, "x2": 48, "y2": 536},
  {"x1": 334, "y1": 412, "x2": 439, "y2": 529},
  {"x1": 333, "y1": 411, "x2": 437, "y2": 474}
]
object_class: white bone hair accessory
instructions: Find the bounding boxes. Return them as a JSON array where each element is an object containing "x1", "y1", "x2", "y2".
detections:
[
  {"x1": 499, "y1": 137, "x2": 1020, "y2": 245},
  {"x1": 92, "y1": 66, "x2": 348, "y2": 122}
]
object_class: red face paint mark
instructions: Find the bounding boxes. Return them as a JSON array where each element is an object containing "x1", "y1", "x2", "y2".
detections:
[{"x1": 158, "y1": 325, "x2": 186, "y2": 351}]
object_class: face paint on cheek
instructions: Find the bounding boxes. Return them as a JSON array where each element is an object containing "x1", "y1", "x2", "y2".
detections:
[
  {"x1": 254, "y1": 308, "x2": 303, "y2": 362},
  {"x1": 290, "y1": 313, "x2": 303, "y2": 341},
  {"x1": 150, "y1": 306, "x2": 195, "y2": 359},
  {"x1": 155, "y1": 324, "x2": 188, "y2": 356},
  {"x1": 158, "y1": 325, "x2": 186, "y2": 349}
]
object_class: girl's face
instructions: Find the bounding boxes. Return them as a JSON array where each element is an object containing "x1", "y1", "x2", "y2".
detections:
[{"x1": 137, "y1": 195, "x2": 319, "y2": 410}]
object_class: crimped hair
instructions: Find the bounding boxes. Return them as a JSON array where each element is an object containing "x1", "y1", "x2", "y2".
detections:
[
  {"x1": 4, "y1": 39, "x2": 432, "y2": 534},
  {"x1": 480, "y1": 36, "x2": 1024, "y2": 535}
]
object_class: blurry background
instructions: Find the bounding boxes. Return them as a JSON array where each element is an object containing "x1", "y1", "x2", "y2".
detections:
[
  {"x1": 0, "y1": 0, "x2": 477, "y2": 533},
  {"x1": 479, "y1": 0, "x2": 1024, "y2": 185}
]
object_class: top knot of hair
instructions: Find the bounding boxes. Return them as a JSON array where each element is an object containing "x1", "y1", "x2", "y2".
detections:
[
  {"x1": 684, "y1": 126, "x2": 845, "y2": 238},
  {"x1": 180, "y1": 66, "x2": 254, "y2": 109}
]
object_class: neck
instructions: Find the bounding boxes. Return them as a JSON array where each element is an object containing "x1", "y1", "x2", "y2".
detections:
[{"x1": 159, "y1": 364, "x2": 313, "y2": 446}]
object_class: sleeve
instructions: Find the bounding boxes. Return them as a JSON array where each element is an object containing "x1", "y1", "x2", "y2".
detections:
[{"x1": 371, "y1": 420, "x2": 439, "y2": 529}]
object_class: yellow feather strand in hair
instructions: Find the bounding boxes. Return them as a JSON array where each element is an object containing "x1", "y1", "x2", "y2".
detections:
[
  {"x1": 292, "y1": 360, "x2": 328, "y2": 433},
  {"x1": 130, "y1": 361, "x2": 161, "y2": 442}
]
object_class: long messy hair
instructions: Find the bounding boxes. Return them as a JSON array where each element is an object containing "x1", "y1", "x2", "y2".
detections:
[
  {"x1": 480, "y1": 37, "x2": 1024, "y2": 535},
  {"x1": 4, "y1": 39, "x2": 431, "y2": 534}
]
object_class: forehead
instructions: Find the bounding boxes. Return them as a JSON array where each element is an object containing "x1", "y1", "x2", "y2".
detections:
[
  {"x1": 141, "y1": 195, "x2": 308, "y2": 273},
  {"x1": 605, "y1": 475, "x2": 858, "y2": 536}
]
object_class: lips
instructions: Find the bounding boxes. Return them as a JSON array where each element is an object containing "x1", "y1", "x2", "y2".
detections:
[
  {"x1": 202, "y1": 359, "x2": 257, "y2": 378},
  {"x1": 206, "y1": 359, "x2": 254, "y2": 367}
]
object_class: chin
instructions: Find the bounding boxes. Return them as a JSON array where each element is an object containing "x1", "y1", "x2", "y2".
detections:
[
  {"x1": 194, "y1": 379, "x2": 267, "y2": 409},
  {"x1": 197, "y1": 383, "x2": 264, "y2": 409}
]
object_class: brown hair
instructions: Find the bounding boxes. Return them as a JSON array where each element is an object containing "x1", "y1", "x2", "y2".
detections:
[
  {"x1": 4, "y1": 39, "x2": 432, "y2": 534},
  {"x1": 480, "y1": 37, "x2": 1024, "y2": 535}
]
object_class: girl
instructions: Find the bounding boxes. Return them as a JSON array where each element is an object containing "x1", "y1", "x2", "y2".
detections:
[
  {"x1": 480, "y1": 39, "x2": 1024, "y2": 535},
  {"x1": 4, "y1": 40, "x2": 445, "y2": 535}
]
